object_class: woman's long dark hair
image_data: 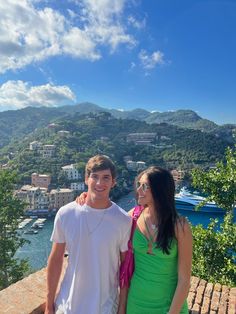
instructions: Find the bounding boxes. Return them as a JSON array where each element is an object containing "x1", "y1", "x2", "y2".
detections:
[{"x1": 136, "y1": 166, "x2": 178, "y2": 254}]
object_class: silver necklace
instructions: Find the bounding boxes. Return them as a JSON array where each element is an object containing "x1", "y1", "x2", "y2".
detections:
[{"x1": 85, "y1": 207, "x2": 107, "y2": 236}]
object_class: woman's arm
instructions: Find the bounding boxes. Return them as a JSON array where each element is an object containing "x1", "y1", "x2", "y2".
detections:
[
  {"x1": 76, "y1": 192, "x2": 88, "y2": 205},
  {"x1": 168, "y1": 218, "x2": 193, "y2": 314},
  {"x1": 117, "y1": 251, "x2": 129, "y2": 314},
  {"x1": 118, "y1": 208, "x2": 135, "y2": 313}
]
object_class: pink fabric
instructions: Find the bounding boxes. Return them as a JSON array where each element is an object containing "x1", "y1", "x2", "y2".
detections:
[{"x1": 119, "y1": 205, "x2": 143, "y2": 288}]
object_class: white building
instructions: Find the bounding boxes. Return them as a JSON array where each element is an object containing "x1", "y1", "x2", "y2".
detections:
[
  {"x1": 126, "y1": 161, "x2": 137, "y2": 171},
  {"x1": 126, "y1": 160, "x2": 146, "y2": 171},
  {"x1": 29, "y1": 141, "x2": 42, "y2": 151},
  {"x1": 70, "y1": 182, "x2": 85, "y2": 191},
  {"x1": 127, "y1": 133, "x2": 156, "y2": 145},
  {"x1": 61, "y1": 164, "x2": 81, "y2": 180},
  {"x1": 41, "y1": 145, "x2": 56, "y2": 158},
  {"x1": 58, "y1": 130, "x2": 70, "y2": 137},
  {"x1": 136, "y1": 161, "x2": 146, "y2": 171}
]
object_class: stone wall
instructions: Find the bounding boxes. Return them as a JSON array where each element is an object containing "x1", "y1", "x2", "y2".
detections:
[{"x1": 0, "y1": 267, "x2": 235, "y2": 314}]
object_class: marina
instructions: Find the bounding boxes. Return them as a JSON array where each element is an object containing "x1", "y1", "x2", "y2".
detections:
[{"x1": 19, "y1": 217, "x2": 47, "y2": 237}]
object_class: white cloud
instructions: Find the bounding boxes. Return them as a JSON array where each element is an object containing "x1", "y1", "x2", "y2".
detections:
[
  {"x1": 80, "y1": 0, "x2": 136, "y2": 51},
  {"x1": 128, "y1": 15, "x2": 146, "y2": 29},
  {"x1": 0, "y1": 80, "x2": 76, "y2": 111},
  {"x1": 139, "y1": 49, "x2": 165, "y2": 70},
  {"x1": 0, "y1": 0, "x2": 136, "y2": 73},
  {"x1": 62, "y1": 27, "x2": 100, "y2": 60},
  {"x1": 128, "y1": 61, "x2": 136, "y2": 72}
]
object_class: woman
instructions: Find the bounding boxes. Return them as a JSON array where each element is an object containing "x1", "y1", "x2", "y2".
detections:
[
  {"x1": 77, "y1": 166, "x2": 192, "y2": 314},
  {"x1": 123, "y1": 166, "x2": 192, "y2": 314}
]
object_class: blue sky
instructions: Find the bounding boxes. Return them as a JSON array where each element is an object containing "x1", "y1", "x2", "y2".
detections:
[{"x1": 0, "y1": 0, "x2": 235, "y2": 125}]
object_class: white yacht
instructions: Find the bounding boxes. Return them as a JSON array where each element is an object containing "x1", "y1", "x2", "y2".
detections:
[{"x1": 175, "y1": 187, "x2": 225, "y2": 213}]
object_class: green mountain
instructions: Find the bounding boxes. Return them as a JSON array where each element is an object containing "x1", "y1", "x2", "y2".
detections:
[
  {"x1": 144, "y1": 110, "x2": 218, "y2": 131},
  {"x1": 0, "y1": 103, "x2": 235, "y2": 150},
  {"x1": 1, "y1": 112, "x2": 233, "y2": 187}
]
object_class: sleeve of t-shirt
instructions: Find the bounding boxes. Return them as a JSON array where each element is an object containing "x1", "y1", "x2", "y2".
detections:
[
  {"x1": 50, "y1": 210, "x2": 66, "y2": 243},
  {"x1": 119, "y1": 217, "x2": 132, "y2": 252}
]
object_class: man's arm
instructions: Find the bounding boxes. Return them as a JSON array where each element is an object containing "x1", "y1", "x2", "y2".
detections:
[{"x1": 45, "y1": 242, "x2": 66, "y2": 314}]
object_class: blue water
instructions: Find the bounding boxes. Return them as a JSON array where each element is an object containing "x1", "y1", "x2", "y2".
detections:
[{"x1": 15, "y1": 192, "x2": 226, "y2": 271}]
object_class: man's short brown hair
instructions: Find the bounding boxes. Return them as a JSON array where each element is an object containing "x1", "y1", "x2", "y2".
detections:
[{"x1": 85, "y1": 155, "x2": 116, "y2": 179}]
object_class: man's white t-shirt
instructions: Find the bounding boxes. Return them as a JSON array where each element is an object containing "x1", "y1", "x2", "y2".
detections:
[{"x1": 51, "y1": 201, "x2": 132, "y2": 314}]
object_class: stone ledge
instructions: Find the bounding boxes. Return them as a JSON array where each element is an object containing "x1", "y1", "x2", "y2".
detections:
[
  {"x1": 0, "y1": 267, "x2": 46, "y2": 314},
  {"x1": 0, "y1": 267, "x2": 235, "y2": 313},
  {"x1": 187, "y1": 276, "x2": 236, "y2": 314}
]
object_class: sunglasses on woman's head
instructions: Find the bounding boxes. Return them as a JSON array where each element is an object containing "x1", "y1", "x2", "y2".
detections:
[{"x1": 136, "y1": 181, "x2": 150, "y2": 192}]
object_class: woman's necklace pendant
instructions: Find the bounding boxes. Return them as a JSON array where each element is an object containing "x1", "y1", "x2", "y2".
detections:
[{"x1": 151, "y1": 224, "x2": 157, "y2": 231}]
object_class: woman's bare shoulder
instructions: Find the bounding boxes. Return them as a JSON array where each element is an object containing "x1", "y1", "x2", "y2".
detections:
[{"x1": 175, "y1": 216, "x2": 192, "y2": 238}]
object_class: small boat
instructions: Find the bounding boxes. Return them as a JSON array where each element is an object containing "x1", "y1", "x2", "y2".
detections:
[
  {"x1": 31, "y1": 218, "x2": 47, "y2": 229},
  {"x1": 175, "y1": 187, "x2": 225, "y2": 213},
  {"x1": 24, "y1": 229, "x2": 38, "y2": 234},
  {"x1": 18, "y1": 218, "x2": 33, "y2": 229},
  {"x1": 31, "y1": 223, "x2": 43, "y2": 229}
]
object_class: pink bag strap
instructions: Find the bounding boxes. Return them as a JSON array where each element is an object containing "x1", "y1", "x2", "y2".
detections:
[{"x1": 128, "y1": 205, "x2": 143, "y2": 247}]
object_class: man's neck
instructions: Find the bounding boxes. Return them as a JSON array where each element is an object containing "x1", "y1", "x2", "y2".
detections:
[{"x1": 86, "y1": 196, "x2": 112, "y2": 209}]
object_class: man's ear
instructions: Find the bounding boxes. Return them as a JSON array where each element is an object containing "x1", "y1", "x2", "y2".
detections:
[
  {"x1": 85, "y1": 175, "x2": 88, "y2": 185},
  {"x1": 111, "y1": 179, "x2": 116, "y2": 188}
]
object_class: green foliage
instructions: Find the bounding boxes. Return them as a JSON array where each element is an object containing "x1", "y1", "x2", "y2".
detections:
[
  {"x1": 192, "y1": 214, "x2": 236, "y2": 286},
  {"x1": 191, "y1": 146, "x2": 236, "y2": 286},
  {"x1": 0, "y1": 170, "x2": 30, "y2": 290},
  {"x1": 192, "y1": 146, "x2": 236, "y2": 212}
]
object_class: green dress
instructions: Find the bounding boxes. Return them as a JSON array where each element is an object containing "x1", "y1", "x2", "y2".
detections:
[{"x1": 126, "y1": 228, "x2": 188, "y2": 314}]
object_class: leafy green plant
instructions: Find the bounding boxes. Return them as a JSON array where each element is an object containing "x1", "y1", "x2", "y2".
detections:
[
  {"x1": 192, "y1": 214, "x2": 235, "y2": 286},
  {"x1": 191, "y1": 146, "x2": 236, "y2": 286},
  {"x1": 0, "y1": 170, "x2": 30, "y2": 290}
]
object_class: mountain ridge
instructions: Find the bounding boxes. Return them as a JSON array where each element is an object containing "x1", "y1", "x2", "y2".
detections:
[{"x1": 0, "y1": 103, "x2": 235, "y2": 149}]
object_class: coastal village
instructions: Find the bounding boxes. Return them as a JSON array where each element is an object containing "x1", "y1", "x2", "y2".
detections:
[{"x1": 12, "y1": 126, "x2": 185, "y2": 217}]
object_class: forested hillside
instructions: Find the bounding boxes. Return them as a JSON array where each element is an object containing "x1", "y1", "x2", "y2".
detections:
[
  {"x1": 1, "y1": 112, "x2": 233, "y2": 188},
  {"x1": 0, "y1": 104, "x2": 235, "y2": 150}
]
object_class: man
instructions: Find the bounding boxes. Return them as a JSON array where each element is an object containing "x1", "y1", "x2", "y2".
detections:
[{"x1": 45, "y1": 155, "x2": 131, "y2": 314}]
